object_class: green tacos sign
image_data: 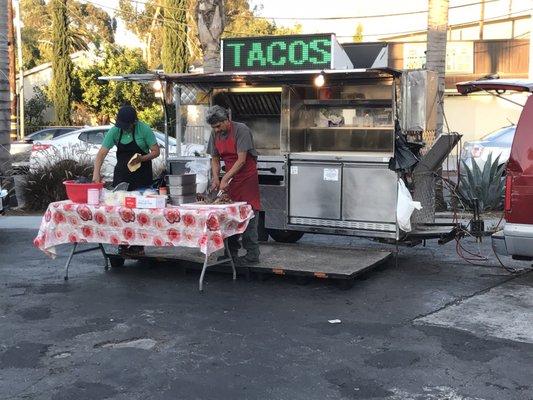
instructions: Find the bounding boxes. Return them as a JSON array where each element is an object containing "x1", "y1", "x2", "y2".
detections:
[{"x1": 221, "y1": 34, "x2": 334, "y2": 72}]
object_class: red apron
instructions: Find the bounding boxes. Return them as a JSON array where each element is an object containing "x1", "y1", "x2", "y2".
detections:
[{"x1": 214, "y1": 122, "x2": 261, "y2": 211}]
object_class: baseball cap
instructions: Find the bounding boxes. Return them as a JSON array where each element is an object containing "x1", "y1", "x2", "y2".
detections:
[{"x1": 115, "y1": 105, "x2": 137, "y2": 130}]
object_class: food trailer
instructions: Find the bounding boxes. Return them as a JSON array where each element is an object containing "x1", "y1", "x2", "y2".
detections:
[
  {"x1": 158, "y1": 33, "x2": 460, "y2": 245},
  {"x1": 96, "y1": 33, "x2": 461, "y2": 284}
]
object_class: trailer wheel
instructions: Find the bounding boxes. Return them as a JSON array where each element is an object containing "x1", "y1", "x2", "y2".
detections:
[
  {"x1": 109, "y1": 257, "x2": 125, "y2": 268},
  {"x1": 267, "y1": 229, "x2": 304, "y2": 243}
]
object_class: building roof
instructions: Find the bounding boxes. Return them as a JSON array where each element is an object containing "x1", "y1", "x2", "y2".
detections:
[{"x1": 380, "y1": 13, "x2": 530, "y2": 41}]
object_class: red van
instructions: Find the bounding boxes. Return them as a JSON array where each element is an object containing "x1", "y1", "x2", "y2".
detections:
[{"x1": 457, "y1": 79, "x2": 533, "y2": 260}]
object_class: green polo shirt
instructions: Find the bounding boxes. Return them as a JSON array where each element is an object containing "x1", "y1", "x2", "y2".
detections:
[{"x1": 102, "y1": 121, "x2": 157, "y2": 154}]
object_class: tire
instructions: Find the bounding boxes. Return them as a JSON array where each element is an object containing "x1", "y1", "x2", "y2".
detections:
[
  {"x1": 109, "y1": 257, "x2": 125, "y2": 268},
  {"x1": 267, "y1": 229, "x2": 304, "y2": 243}
]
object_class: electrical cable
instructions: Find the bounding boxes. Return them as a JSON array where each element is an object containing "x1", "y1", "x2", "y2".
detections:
[
  {"x1": 78, "y1": 0, "x2": 531, "y2": 42},
  {"x1": 128, "y1": 0, "x2": 498, "y2": 21},
  {"x1": 438, "y1": 95, "x2": 532, "y2": 274}
]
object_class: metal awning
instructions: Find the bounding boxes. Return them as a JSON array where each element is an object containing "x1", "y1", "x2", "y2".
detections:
[{"x1": 99, "y1": 68, "x2": 401, "y2": 92}]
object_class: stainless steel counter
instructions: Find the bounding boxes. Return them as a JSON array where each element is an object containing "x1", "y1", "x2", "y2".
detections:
[{"x1": 289, "y1": 151, "x2": 393, "y2": 163}]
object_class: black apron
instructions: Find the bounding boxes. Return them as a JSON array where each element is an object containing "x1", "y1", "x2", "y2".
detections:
[{"x1": 112, "y1": 124, "x2": 153, "y2": 191}]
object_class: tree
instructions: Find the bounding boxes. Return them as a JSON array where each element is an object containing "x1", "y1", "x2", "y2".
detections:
[
  {"x1": 196, "y1": 0, "x2": 225, "y2": 72},
  {"x1": 223, "y1": 1, "x2": 301, "y2": 37},
  {"x1": 426, "y1": 0, "x2": 449, "y2": 211},
  {"x1": 426, "y1": 0, "x2": 448, "y2": 138},
  {"x1": 162, "y1": 0, "x2": 188, "y2": 73},
  {"x1": 51, "y1": 0, "x2": 73, "y2": 125},
  {"x1": 74, "y1": 47, "x2": 161, "y2": 126},
  {"x1": 19, "y1": 0, "x2": 115, "y2": 69},
  {"x1": 0, "y1": 0, "x2": 12, "y2": 176},
  {"x1": 25, "y1": 87, "x2": 51, "y2": 126},
  {"x1": 352, "y1": 23, "x2": 363, "y2": 42},
  {"x1": 117, "y1": 0, "x2": 163, "y2": 68}
]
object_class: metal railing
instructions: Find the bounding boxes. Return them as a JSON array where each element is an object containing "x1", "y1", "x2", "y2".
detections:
[{"x1": 184, "y1": 125, "x2": 207, "y2": 145}]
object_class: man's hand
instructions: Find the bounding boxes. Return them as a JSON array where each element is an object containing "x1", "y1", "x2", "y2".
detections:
[
  {"x1": 130, "y1": 154, "x2": 143, "y2": 165},
  {"x1": 92, "y1": 172, "x2": 103, "y2": 183},
  {"x1": 219, "y1": 175, "x2": 231, "y2": 191},
  {"x1": 210, "y1": 177, "x2": 220, "y2": 192}
]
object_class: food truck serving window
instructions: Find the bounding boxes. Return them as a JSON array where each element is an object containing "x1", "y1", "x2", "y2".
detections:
[{"x1": 222, "y1": 34, "x2": 333, "y2": 72}]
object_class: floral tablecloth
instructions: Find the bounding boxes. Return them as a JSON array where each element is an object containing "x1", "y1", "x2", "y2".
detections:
[{"x1": 34, "y1": 201, "x2": 254, "y2": 257}]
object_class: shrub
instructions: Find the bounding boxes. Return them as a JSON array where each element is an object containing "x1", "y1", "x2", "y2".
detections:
[
  {"x1": 457, "y1": 153, "x2": 505, "y2": 212},
  {"x1": 23, "y1": 147, "x2": 94, "y2": 211}
]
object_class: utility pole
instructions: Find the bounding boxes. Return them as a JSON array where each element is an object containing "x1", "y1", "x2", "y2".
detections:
[
  {"x1": 14, "y1": 0, "x2": 24, "y2": 139},
  {"x1": 479, "y1": 0, "x2": 485, "y2": 40},
  {"x1": 7, "y1": 0, "x2": 16, "y2": 141}
]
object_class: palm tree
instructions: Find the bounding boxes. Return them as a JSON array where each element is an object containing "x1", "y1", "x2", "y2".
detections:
[
  {"x1": 196, "y1": 0, "x2": 225, "y2": 73},
  {"x1": 426, "y1": 0, "x2": 449, "y2": 211},
  {"x1": 0, "y1": 0, "x2": 12, "y2": 177},
  {"x1": 426, "y1": 0, "x2": 449, "y2": 138}
]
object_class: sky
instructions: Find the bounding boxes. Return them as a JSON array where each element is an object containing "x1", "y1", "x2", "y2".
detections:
[{"x1": 91, "y1": 0, "x2": 531, "y2": 46}]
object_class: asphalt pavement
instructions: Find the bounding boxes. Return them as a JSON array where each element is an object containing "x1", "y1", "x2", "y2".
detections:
[{"x1": 1, "y1": 218, "x2": 532, "y2": 400}]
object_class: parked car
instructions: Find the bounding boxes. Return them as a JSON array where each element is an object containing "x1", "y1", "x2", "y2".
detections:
[
  {"x1": 0, "y1": 185, "x2": 7, "y2": 214},
  {"x1": 30, "y1": 125, "x2": 204, "y2": 180},
  {"x1": 10, "y1": 127, "x2": 80, "y2": 171},
  {"x1": 457, "y1": 79, "x2": 533, "y2": 260},
  {"x1": 460, "y1": 125, "x2": 515, "y2": 170}
]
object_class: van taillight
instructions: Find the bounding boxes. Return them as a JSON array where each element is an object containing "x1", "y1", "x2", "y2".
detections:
[
  {"x1": 504, "y1": 175, "x2": 513, "y2": 211},
  {"x1": 31, "y1": 144, "x2": 51, "y2": 151}
]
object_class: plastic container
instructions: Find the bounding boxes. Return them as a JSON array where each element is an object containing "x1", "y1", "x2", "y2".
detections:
[
  {"x1": 63, "y1": 181, "x2": 104, "y2": 204},
  {"x1": 87, "y1": 188, "x2": 100, "y2": 205}
]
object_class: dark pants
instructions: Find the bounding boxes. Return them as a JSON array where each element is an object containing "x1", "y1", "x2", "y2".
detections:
[{"x1": 228, "y1": 212, "x2": 260, "y2": 260}]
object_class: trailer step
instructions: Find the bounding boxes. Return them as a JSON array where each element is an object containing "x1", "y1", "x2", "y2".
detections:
[
  {"x1": 107, "y1": 243, "x2": 392, "y2": 285},
  {"x1": 249, "y1": 243, "x2": 392, "y2": 280}
]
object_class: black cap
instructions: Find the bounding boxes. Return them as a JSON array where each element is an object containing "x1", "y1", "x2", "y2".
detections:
[{"x1": 115, "y1": 105, "x2": 137, "y2": 129}]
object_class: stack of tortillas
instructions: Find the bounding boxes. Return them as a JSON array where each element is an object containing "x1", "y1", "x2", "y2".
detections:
[{"x1": 127, "y1": 153, "x2": 141, "y2": 172}]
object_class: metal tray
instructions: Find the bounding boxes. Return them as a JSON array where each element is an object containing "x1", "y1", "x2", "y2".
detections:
[
  {"x1": 168, "y1": 184, "x2": 196, "y2": 195},
  {"x1": 169, "y1": 194, "x2": 197, "y2": 205},
  {"x1": 166, "y1": 174, "x2": 196, "y2": 186}
]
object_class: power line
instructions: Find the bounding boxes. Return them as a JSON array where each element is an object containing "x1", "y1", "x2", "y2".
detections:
[
  {"x1": 127, "y1": 0, "x2": 499, "y2": 20},
  {"x1": 79, "y1": 0, "x2": 531, "y2": 43},
  {"x1": 251, "y1": 0, "x2": 501, "y2": 20},
  {"x1": 226, "y1": 8, "x2": 532, "y2": 39}
]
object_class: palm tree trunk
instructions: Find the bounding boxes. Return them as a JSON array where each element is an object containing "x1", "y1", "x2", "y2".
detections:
[
  {"x1": 196, "y1": 0, "x2": 225, "y2": 73},
  {"x1": 426, "y1": 0, "x2": 449, "y2": 138},
  {"x1": 427, "y1": 0, "x2": 449, "y2": 211},
  {"x1": 0, "y1": 0, "x2": 12, "y2": 176}
]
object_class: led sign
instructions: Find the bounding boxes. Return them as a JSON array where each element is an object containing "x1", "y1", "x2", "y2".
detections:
[{"x1": 222, "y1": 34, "x2": 334, "y2": 72}]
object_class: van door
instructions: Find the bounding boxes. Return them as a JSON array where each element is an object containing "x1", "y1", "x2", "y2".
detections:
[{"x1": 506, "y1": 96, "x2": 533, "y2": 224}]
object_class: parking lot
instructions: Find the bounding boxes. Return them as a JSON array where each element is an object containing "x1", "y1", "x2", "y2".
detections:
[{"x1": 1, "y1": 218, "x2": 532, "y2": 400}]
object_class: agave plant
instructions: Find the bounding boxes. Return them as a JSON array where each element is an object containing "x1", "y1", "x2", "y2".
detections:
[{"x1": 457, "y1": 153, "x2": 506, "y2": 211}]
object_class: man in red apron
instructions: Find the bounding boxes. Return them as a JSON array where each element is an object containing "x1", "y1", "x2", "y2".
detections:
[{"x1": 206, "y1": 105, "x2": 261, "y2": 265}]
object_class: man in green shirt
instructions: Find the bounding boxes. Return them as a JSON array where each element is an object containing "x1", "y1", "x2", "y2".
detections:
[
  {"x1": 93, "y1": 104, "x2": 160, "y2": 190},
  {"x1": 93, "y1": 105, "x2": 160, "y2": 258}
]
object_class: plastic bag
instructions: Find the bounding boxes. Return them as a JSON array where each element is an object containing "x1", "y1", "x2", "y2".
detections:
[
  {"x1": 186, "y1": 159, "x2": 210, "y2": 193},
  {"x1": 397, "y1": 179, "x2": 422, "y2": 232}
]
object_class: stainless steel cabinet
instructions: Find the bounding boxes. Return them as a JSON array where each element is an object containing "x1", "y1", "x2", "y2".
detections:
[
  {"x1": 289, "y1": 162, "x2": 342, "y2": 219},
  {"x1": 342, "y1": 163, "x2": 397, "y2": 223}
]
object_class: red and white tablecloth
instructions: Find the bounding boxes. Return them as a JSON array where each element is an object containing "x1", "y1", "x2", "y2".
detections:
[{"x1": 34, "y1": 201, "x2": 254, "y2": 257}]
